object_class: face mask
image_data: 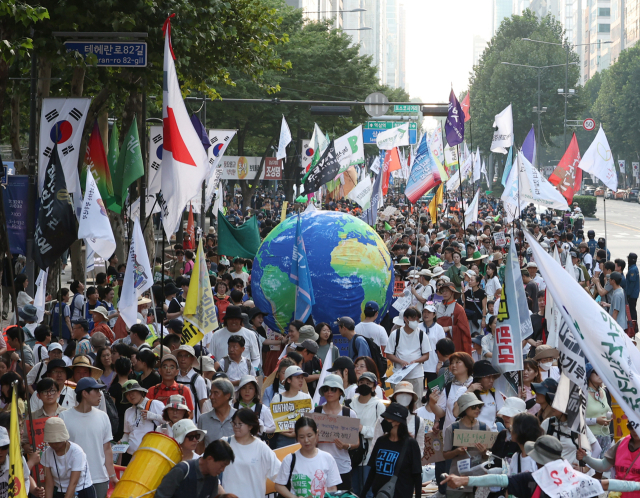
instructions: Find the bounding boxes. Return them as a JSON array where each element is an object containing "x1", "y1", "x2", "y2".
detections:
[
  {"x1": 407, "y1": 320, "x2": 419, "y2": 330},
  {"x1": 356, "y1": 384, "x2": 373, "y2": 396},
  {"x1": 395, "y1": 393, "x2": 413, "y2": 407},
  {"x1": 381, "y1": 419, "x2": 393, "y2": 434},
  {"x1": 539, "y1": 361, "x2": 552, "y2": 371}
]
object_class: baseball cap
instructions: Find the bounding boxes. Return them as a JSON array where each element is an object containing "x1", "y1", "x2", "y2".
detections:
[
  {"x1": 296, "y1": 339, "x2": 319, "y2": 354},
  {"x1": 48, "y1": 343, "x2": 63, "y2": 353},
  {"x1": 283, "y1": 366, "x2": 309, "y2": 380},
  {"x1": 364, "y1": 301, "x2": 379, "y2": 313},
  {"x1": 335, "y1": 316, "x2": 355, "y2": 330},
  {"x1": 76, "y1": 377, "x2": 106, "y2": 393},
  {"x1": 358, "y1": 371, "x2": 378, "y2": 385},
  {"x1": 327, "y1": 356, "x2": 354, "y2": 373}
]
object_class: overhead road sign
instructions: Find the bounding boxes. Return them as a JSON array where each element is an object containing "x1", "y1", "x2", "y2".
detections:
[
  {"x1": 64, "y1": 41, "x2": 147, "y2": 67},
  {"x1": 394, "y1": 104, "x2": 420, "y2": 113},
  {"x1": 363, "y1": 121, "x2": 417, "y2": 145}
]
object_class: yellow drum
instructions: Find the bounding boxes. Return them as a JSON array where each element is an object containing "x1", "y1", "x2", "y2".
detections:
[
  {"x1": 612, "y1": 398, "x2": 630, "y2": 442},
  {"x1": 265, "y1": 443, "x2": 301, "y2": 494},
  {"x1": 111, "y1": 432, "x2": 182, "y2": 498}
]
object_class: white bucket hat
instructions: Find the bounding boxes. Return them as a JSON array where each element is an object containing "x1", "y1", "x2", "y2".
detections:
[
  {"x1": 497, "y1": 397, "x2": 527, "y2": 418},
  {"x1": 172, "y1": 419, "x2": 206, "y2": 445}
]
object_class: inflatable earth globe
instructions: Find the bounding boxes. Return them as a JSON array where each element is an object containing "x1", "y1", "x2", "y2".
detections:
[{"x1": 251, "y1": 209, "x2": 394, "y2": 333}]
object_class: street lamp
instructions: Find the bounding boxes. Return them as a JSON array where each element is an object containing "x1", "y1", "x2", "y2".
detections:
[
  {"x1": 522, "y1": 38, "x2": 612, "y2": 149},
  {"x1": 500, "y1": 61, "x2": 574, "y2": 163}
]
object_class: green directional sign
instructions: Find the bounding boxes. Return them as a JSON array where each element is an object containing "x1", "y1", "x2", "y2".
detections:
[
  {"x1": 393, "y1": 104, "x2": 420, "y2": 113},
  {"x1": 364, "y1": 121, "x2": 418, "y2": 130}
]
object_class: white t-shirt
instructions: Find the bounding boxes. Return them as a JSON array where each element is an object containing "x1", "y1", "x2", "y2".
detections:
[
  {"x1": 386, "y1": 327, "x2": 432, "y2": 380},
  {"x1": 274, "y1": 450, "x2": 342, "y2": 498},
  {"x1": 41, "y1": 442, "x2": 92, "y2": 492},
  {"x1": 354, "y1": 322, "x2": 388, "y2": 350},
  {"x1": 508, "y1": 452, "x2": 537, "y2": 475},
  {"x1": 27, "y1": 360, "x2": 49, "y2": 386},
  {"x1": 485, "y1": 276, "x2": 501, "y2": 299},
  {"x1": 208, "y1": 327, "x2": 260, "y2": 369},
  {"x1": 221, "y1": 436, "x2": 281, "y2": 498},
  {"x1": 33, "y1": 343, "x2": 49, "y2": 363},
  {"x1": 270, "y1": 391, "x2": 311, "y2": 405},
  {"x1": 436, "y1": 378, "x2": 474, "y2": 430},
  {"x1": 123, "y1": 398, "x2": 165, "y2": 453},
  {"x1": 216, "y1": 357, "x2": 253, "y2": 389},
  {"x1": 477, "y1": 390, "x2": 504, "y2": 431},
  {"x1": 230, "y1": 271, "x2": 250, "y2": 287},
  {"x1": 419, "y1": 322, "x2": 446, "y2": 373},
  {"x1": 316, "y1": 407, "x2": 357, "y2": 473},
  {"x1": 0, "y1": 456, "x2": 30, "y2": 498},
  {"x1": 176, "y1": 369, "x2": 209, "y2": 421},
  {"x1": 60, "y1": 407, "x2": 113, "y2": 484},
  {"x1": 30, "y1": 385, "x2": 76, "y2": 412}
]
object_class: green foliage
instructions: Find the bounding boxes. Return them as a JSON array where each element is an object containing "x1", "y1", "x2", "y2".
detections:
[
  {"x1": 466, "y1": 10, "x2": 583, "y2": 155},
  {"x1": 573, "y1": 195, "x2": 596, "y2": 217},
  {"x1": 0, "y1": 0, "x2": 49, "y2": 64}
]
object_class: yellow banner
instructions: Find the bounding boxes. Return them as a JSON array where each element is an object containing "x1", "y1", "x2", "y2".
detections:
[
  {"x1": 9, "y1": 383, "x2": 28, "y2": 498},
  {"x1": 270, "y1": 399, "x2": 312, "y2": 432},
  {"x1": 181, "y1": 319, "x2": 205, "y2": 347},
  {"x1": 183, "y1": 239, "x2": 218, "y2": 333},
  {"x1": 429, "y1": 183, "x2": 444, "y2": 223},
  {"x1": 281, "y1": 201, "x2": 288, "y2": 222}
]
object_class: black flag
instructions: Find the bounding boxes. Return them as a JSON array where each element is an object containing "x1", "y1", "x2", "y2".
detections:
[
  {"x1": 303, "y1": 140, "x2": 341, "y2": 193},
  {"x1": 34, "y1": 144, "x2": 78, "y2": 269}
]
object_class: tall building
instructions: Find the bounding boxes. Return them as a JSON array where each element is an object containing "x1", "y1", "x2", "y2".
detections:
[
  {"x1": 583, "y1": 0, "x2": 612, "y2": 82},
  {"x1": 493, "y1": 0, "x2": 513, "y2": 34},
  {"x1": 473, "y1": 35, "x2": 488, "y2": 66},
  {"x1": 398, "y1": 2, "x2": 406, "y2": 89},
  {"x1": 385, "y1": 0, "x2": 399, "y2": 88},
  {"x1": 342, "y1": 0, "x2": 364, "y2": 43},
  {"x1": 625, "y1": 0, "x2": 640, "y2": 48},
  {"x1": 609, "y1": 0, "x2": 623, "y2": 62},
  {"x1": 359, "y1": 0, "x2": 387, "y2": 83}
]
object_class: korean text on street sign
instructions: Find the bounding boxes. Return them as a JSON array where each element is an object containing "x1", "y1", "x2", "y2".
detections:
[
  {"x1": 394, "y1": 104, "x2": 420, "y2": 113},
  {"x1": 364, "y1": 122, "x2": 418, "y2": 130},
  {"x1": 64, "y1": 41, "x2": 147, "y2": 67}
]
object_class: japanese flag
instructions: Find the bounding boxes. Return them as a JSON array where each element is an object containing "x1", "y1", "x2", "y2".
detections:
[
  {"x1": 38, "y1": 98, "x2": 91, "y2": 195},
  {"x1": 158, "y1": 16, "x2": 209, "y2": 238}
]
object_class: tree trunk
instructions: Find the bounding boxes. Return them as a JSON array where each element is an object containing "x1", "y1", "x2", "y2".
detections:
[
  {"x1": 109, "y1": 211, "x2": 127, "y2": 267},
  {"x1": 0, "y1": 60, "x2": 10, "y2": 155},
  {"x1": 46, "y1": 259, "x2": 61, "y2": 297},
  {"x1": 10, "y1": 88, "x2": 24, "y2": 172},
  {"x1": 240, "y1": 137, "x2": 275, "y2": 204},
  {"x1": 36, "y1": 57, "x2": 52, "y2": 152},
  {"x1": 69, "y1": 66, "x2": 86, "y2": 281}
]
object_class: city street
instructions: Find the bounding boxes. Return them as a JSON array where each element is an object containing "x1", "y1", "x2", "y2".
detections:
[{"x1": 586, "y1": 197, "x2": 640, "y2": 262}]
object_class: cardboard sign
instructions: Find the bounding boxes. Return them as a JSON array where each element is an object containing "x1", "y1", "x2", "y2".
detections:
[
  {"x1": 493, "y1": 232, "x2": 506, "y2": 247},
  {"x1": 271, "y1": 398, "x2": 313, "y2": 432},
  {"x1": 307, "y1": 412, "x2": 360, "y2": 445},
  {"x1": 28, "y1": 417, "x2": 49, "y2": 482},
  {"x1": 452, "y1": 429, "x2": 499, "y2": 448},
  {"x1": 422, "y1": 432, "x2": 445, "y2": 465},
  {"x1": 393, "y1": 281, "x2": 406, "y2": 297},
  {"x1": 386, "y1": 362, "x2": 422, "y2": 385}
]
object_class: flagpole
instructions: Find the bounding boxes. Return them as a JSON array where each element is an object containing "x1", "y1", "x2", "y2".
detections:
[
  {"x1": 160, "y1": 229, "x2": 166, "y2": 363},
  {"x1": 603, "y1": 195, "x2": 608, "y2": 260},
  {"x1": 142, "y1": 196, "x2": 160, "y2": 234}
]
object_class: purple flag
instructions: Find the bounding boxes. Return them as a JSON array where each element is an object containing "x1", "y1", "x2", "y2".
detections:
[
  {"x1": 522, "y1": 126, "x2": 536, "y2": 164},
  {"x1": 190, "y1": 114, "x2": 211, "y2": 151},
  {"x1": 445, "y1": 90, "x2": 465, "y2": 146}
]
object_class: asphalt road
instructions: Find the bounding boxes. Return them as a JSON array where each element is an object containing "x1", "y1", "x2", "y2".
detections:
[{"x1": 586, "y1": 197, "x2": 640, "y2": 262}]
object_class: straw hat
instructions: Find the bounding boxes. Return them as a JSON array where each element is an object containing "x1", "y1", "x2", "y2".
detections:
[
  {"x1": 44, "y1": 417, "x2": 70, "y2": 443},
  {"x1": 533, "y1": 345, "x2": 559, "y2": 361},
  {"x1": 70, "y1": 355, "x2": 103, "y2": 380}
]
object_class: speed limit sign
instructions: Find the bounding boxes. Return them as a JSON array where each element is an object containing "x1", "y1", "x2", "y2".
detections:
[{"x1": 583, "y1": 118, "x2": 596, "y2": 131}]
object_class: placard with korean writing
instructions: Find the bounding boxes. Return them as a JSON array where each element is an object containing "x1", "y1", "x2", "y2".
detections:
[
  {"x1": 493, "y1": 232, "x2": 506, "y2": 247},
  {"x1": 271, "y1": 399, "x2": 313, "y2": 432},
  {"x1": 452, "y1": 429, "x2": 499, "y2": 448},
  {"x1": 532, "y1": 459, "x2": 603, "y2": 498},
  {"x1": 422, "y1": 432, "x2": 444, "y2": 465},
  {"x1": 307, "y1": 412, "x2": 360, "y2": 444}
]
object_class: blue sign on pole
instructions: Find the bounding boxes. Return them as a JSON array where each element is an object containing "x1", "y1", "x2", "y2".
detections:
[
  {"x1": 64, "y1": 41, "x2": 147, "y2": 67},
  {"x1": 363, "y1": 128, "x2": 417, "y2": 145},
  {"x1": 3, "y1": 175, "x2": 28, "y2": 255}
]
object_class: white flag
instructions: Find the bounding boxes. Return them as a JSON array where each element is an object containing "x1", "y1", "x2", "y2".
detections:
[
  {"x1": 481, "y1": 160, "x2": 489, "y2": 184},
  {"x1": 376, "y1": 123, "x2": 410, "y2": 150},
  {"x1": 276, "y1": 115, "x2": 292, "y2": 160},
  {"x1": 460, "y1": 152, "x2": 473, "y2": 180},
  {"x1": 86, "y1": 245, "x2": 95, "y2": 273},
  {"x1": 78, "y1": 172, "x2": 117, "y2": 259},
  {"x1": 578, "y1": 125, "x2": 618, "y2": 191},
  {"x1": 464, "y1": 189, "x2": 480, "y2": 228},
  {"x1": 525, "y1": 232, "x2": 640, "y2": 429},
  {"x1": 565, "y1": 248, "x2": 577, "y2": 282},
  {"x1": 34, "y1": 269, "x2": 48, "y2": 324},
  {"x1": 159, "y1": 19, "x2": 210, "y2": 238},
  {"x1": 370, "y1": 156, "x2": 381, "y2": 175},
  {"x1": 119, "y1": 217, "x2": 153, "y2": 327},
  {"x1": 473, "y1": 148, "x2": 482, "y2": 182},
  {"x1": 38, "y1": 98, "x2": 91, "y2": 195},
  {"x1": 347, "y1": 175, "x2": 373, "y2": 209},
  {"x1": 334, "y1": 125, "x2": 365, "y2": 172},
  {"x1": 517, "y1": 153, "x2": 570, "y2": 210},
  {"x1": 490, "y1": 104, "x2": 514, "y2": 154},
  {"x1": 446, "y1": 170, "x2": 460, "y2": 191},
  {"x1": 205, "y1": 129, "x2": 236, "y2": 210},
  {"x1": 213, "y1": 183, "x2": 224, "y2": 216},
  {"x1": 312, "y1": 345, "x2": 332, "y2": 407},
  {"x1": 429, "y1": 123, "x2": 444, "y2": 165}
]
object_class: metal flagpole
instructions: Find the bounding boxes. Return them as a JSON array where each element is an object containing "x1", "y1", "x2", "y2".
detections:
[
  {"x1": 603, "y1": 195, "x2": 608, "y2": 260},
  {"x1": 456, "y1": 145, "x2": 466, "y2": 229},
  {"x1": 160, "y1": 229, "x2": 166, "y2": 362}
]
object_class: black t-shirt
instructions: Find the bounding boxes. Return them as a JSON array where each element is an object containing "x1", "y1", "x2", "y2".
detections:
[
  {"x1": 529, "y1": 314, "x2": 547, "y2": 351},
  {"x1": 464, "y1": 287, "x2": 486, "y2": 322},
  {"x1": 302, "y1": 356, "x2": 322, "y2": 397},
  {"x1": 364, "y1": 436, "x2": 422, "y2": 498},
  {"x1": 107, "y1": 266, "x2": 118, "y2": 277},
  {"x1": 139, "y1": 371, "x2": 162, "y2": 390},
  {"x1": 167, "y1": 298, "x2": 182, "y2": 315},
  {"x1": 507, "y1": 472, "x2": 544, "y2": 498}
]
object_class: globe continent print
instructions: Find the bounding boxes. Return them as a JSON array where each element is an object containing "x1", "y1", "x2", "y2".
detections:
[{"x1": 251, "y1": 210, "x2": 394, "y2": 333}]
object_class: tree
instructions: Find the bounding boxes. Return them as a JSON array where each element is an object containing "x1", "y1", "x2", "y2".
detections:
[
  {"x1": 204, "y1": 0, "x2": 409, "y2": 201},
  {"x1": 466, "y1": 10, "x2": 582, "y2": 156}
]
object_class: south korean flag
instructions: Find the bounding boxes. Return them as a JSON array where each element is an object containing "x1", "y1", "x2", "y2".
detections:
[
  {"x1": 38, "y1": 98, "x2": 91, "y2": 195},
  {"x1": 130, "y1": 125, "x2": 163, "y2": 220}
]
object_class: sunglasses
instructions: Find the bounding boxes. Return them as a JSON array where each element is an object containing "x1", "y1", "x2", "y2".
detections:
[
  {"x1": 184, "y1": 434, "x2": 200, "y2": 441},
  {"x1": 0, "y1": 445, "x2": 8, "y2": 451},
  {"x1": 324, "y1": 387, "x2": 340, "y2": 393}
]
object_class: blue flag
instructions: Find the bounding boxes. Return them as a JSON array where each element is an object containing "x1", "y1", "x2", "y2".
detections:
[
  {"x1": 190, "y1": 115, "x2": 211, "y2": 151},
  {"x1": 501, "y1": 146, "x2": 513, "y2": 186},
  {"x1": 522, "y1": 126, "x2": 536, "y2": 165},
  {"x1": 445, "y1": 90, "x2": 465, "y2": 146},
  {"x1": 289, "y1": 213, "x2": 315, "y2": 322}
]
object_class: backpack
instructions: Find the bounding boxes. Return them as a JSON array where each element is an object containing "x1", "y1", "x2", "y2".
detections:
[
  {"x1": 221, "y1": 356, "x2": 252, "y2": 374},
  {"x1": 394, "y1": 328, "x2": 425, "y2": 352},
  {"x1": 314, "y1": 406, "x2": 367, "y2": 468},
  {"x1": 177, "y1": 373, "x2": 203, "y2": 421},
  {"x1": 354, "y1": 335, "x2": 388, "y2": 380},
  {"x1": 277, "y1": 452, "x2": 297, "y2": 498},
  {"x1": 104, "y1": 391, "x2": 119, "y2": 437}
]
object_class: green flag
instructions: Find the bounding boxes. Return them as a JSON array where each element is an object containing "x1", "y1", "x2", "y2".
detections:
[
  {"x1": 217, "y1": 214, "x2": 261, "y2": 259},
  {"x1": 384, "y1": 222, "x2": 392, "y2": 231},
  {"x1": 107, "y1": 123, "x2": 120, "y2": 190},
  {"x1": 112, "y1": 116, "x2": 144, "y2": 214}
]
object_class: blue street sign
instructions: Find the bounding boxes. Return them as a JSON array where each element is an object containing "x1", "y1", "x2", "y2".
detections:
[
  {"x1": 64, "y1": 41, "x2": 147, "y2": 67},
  {"x1": 363, "y1": 128, "x2": 417, "y2": 145}
]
